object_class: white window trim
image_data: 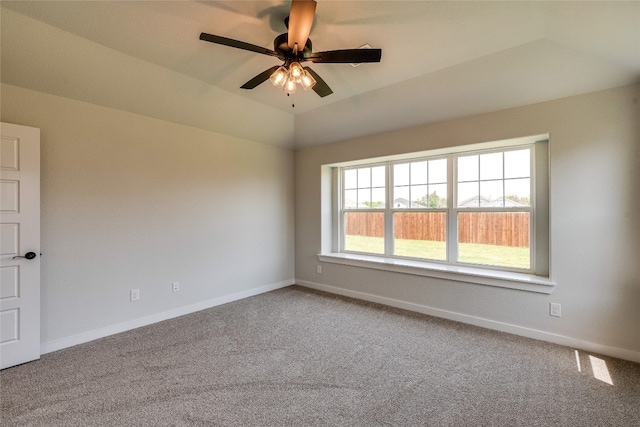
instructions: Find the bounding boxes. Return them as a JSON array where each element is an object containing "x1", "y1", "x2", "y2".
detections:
[{"x1": 321, "y1": 134, "x2": 553, "y2": 294}]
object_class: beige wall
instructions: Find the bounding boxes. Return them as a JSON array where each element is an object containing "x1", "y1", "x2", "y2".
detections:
[
  {"x1": 1, "y1": 84, "x2": 295, "y2": 345},
  {"x1": 295, "y1": 84, "x2": 640, "y2": 360}
]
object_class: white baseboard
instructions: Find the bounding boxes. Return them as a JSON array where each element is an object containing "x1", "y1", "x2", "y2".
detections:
[
  {"x1": 41, "y1": 279, "x2": 295, "y2": 355},
  {"x1": 296, "y1": 279, "x2": 640, "y2": 364}
]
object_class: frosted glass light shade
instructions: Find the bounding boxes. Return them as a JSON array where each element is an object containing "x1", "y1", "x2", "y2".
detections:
[
  {"x1": 284, "y1": 77, "x2": 297, "y2": 95},
  {"x1": 300, "y1": 69, "x2": 316, "y2": 90},
  {"x1": 269, "y1": 66, "x2": 288, "y2": 87},
  {"x1": 289, "y1": 62, "x2": 303, "y2": 83}
]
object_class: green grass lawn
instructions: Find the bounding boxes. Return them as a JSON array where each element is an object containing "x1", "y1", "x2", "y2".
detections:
[
  {"x1": 394, "y1": 239, "x2": 447, "y2": 261},
  {"x1": 344, "y1": 235, "x2": 529, "y2": 269},
  {"x1": 345, "y1": 235, "x2": 385, "y2": 255}
]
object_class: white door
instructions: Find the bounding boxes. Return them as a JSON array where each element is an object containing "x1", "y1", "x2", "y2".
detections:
[{"x1": 0, "y1": 122, "x2": 40, "y2": 370}]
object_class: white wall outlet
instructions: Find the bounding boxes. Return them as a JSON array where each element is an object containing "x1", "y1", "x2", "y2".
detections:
[
  {"x1": 130, "y1": 289, "x2": 140, "y2": 302},
  {"x1": 550, "y1": 303, "x2": 561, "y2": 317},
  {"x1": 317, "y1": 265, "x2": 322, "y2": 274},
  {"x1": 172, "y1": 282, "x2": 180, "y2": 292}
]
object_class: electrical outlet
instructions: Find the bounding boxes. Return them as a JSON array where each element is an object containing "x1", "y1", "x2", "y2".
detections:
[
  {"x1": 130, "y1": 289, "x2": 140, "y2": 302},
  {"x1": 172, "y1": 282, "x2": 180, "y2": 292},
  {"x1": 550, "y1": 303, "x2": 561, "y2": 317},
  {"x1": 317, "y1": 265, "x2": 322, "y2": 274}
]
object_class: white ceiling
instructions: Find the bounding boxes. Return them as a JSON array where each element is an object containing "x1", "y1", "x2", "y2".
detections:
[{"x1": 1, "y1": 1, "x2": 639, "y2": 149}]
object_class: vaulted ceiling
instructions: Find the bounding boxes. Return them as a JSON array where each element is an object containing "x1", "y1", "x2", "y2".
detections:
[{"x1": 2, "y1": 1, "x2": 639, "y2": 149}]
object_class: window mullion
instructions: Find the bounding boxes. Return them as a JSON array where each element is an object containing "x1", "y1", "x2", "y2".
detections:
[{"x1": 447, "y1": 155, "x2": 457, "y2": 263}]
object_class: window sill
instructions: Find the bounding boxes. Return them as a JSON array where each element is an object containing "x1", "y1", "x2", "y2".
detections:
[{"x1": 317, "y1": 253, "x2": 556, "y2": 294}]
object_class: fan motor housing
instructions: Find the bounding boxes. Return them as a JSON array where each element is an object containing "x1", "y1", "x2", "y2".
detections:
[{"x1": 274, "y1": 33, "x2": 312, "y2": 62}]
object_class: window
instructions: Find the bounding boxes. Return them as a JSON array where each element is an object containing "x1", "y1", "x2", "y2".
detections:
[
  {"x1": 455, "y1": 149, "x2": 531, "y2": 270},
  {"x1": 343, "y1": 165, "x2": 386, "y2": 254},
  {"x1": 392, "y1": 158, "x2": 448, "y2": 261},
  {"x1": 334, "y1": 137, "x2": 549, "y2": 280}
]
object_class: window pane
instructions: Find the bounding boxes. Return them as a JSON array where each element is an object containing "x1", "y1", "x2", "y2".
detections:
[
  {"x1": 505, "y1": 178, "x2": 530, "y2": 206},
  {"x1": 371, "y1": 187, "x2": 386, "y2": 208},
  {"x1": 428, "y1": 184, "x2": 448, "y2": 208},
  {"x1": 371, "y1": 166, "x2": 386, "y2": 187},
  {"x1": 411, "y1": 185, "x2": 429, "y2": 207},
  {"x1": 458, "y1": 212, "x2": 530, "y2": 269},
  {"x1": 458, "y1": 155, "x2": 478, "y2": 182},
  {"x1": 410, "y1": 161, "x2": 429, "y2": 185},
  {"x1": 480, "y1": 180, "x2": 504, "y2": 206},
  {"x1": 393, "y1": 186, "x2": 409, "y2": 208},
  {"x1": 344, "y1": 169, "x2": 357, "y2": 189},
  {"x1": 344, "y1": 212, "x2": 385, "y2": 254},
  {"x1": 358, "y1": 188, "x2": 371, "y2": 207},
  {"x1": 394, "y1": 163, "x2": 409, "y2": 186},
  {"x1": 344, "y1": 189, "x2": 357, "y2": 209},
  {"x1": 480, "y1": 152, "x2": 503, "y2": 180},
  {"x1": 429, "y1": 158, "x2": 447, "y2": 183},
  {"x1": 504, "y1": 149, "x2": 530, "y2": 179},
  {"x1": 458, "y1": 182, "x2": 478, "y2": 207},
  {"x1": 394, "y1": 212, "x2": 446, "y2": 260},
  {"x1": 357, "y1": 168, "x2": 371, "y2": 188}
]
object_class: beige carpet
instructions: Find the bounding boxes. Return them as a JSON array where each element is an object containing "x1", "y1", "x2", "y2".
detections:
[{"x1": 2, "y1": 286, "x2": 639, "y2": 426}]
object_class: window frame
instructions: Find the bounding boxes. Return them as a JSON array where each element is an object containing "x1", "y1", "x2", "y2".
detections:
[
  {"x1": 325, "y1": 135, "x2": 553, "y2": 293},
  {"x1": 340, "y1": 162, "x2": 388, "y2": 255},
  {"x1": 451, "y1": 146, "x2": 535, "y2": 273}
]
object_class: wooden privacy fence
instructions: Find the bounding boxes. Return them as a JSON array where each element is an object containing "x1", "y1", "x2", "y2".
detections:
[{"x1": 345, "y1": 211, "x2": 530, "y2": 247}]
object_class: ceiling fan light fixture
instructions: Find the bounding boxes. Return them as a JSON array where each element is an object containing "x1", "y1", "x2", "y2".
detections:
[
  {"x1": 269, "y1": 66, "x2": 289, "y2": 87},
  {"x1": 289, "y1": 61, "x2": 304, "y2": 83},
  {"x1": 300, "y1": 69, "x2": 316, "y2": 90}
]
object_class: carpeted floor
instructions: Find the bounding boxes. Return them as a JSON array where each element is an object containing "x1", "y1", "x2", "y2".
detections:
[{"x1": 1, "y1": 285, "x2": 639, "y2": 426}]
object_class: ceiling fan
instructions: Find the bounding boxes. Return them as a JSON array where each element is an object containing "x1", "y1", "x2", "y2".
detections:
[{"x1": 199, "y1": 0, "x2": 382, "y2": 99}]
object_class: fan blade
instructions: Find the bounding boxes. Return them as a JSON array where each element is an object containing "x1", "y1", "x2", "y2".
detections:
[
  {"x1": 306, "y1": 48, "x2": 382, "y2": 63},
  {"x1": 200, "y1": 33, "x2": 279, "y2": 58},
  {"x1": 303, "y1": 67, "x2": 333, "y2": 98},
  {"x1": 240, "y1": 66, "x2": 281, "y2": 90},
  {"x1": 288, "y1": 0, "x2": 316, "y2": 50}
]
